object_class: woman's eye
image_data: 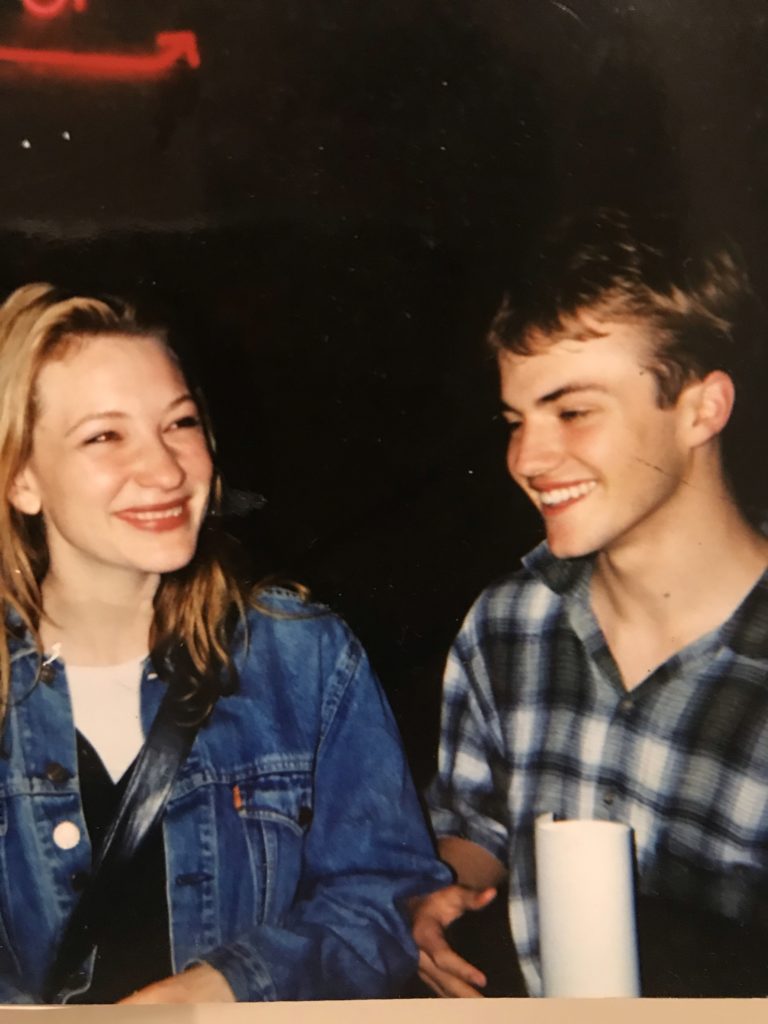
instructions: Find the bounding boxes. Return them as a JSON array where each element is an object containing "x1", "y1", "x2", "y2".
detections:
[
  {"x1": 559, "y1": 408, "x2": 589, "y2": 422},
  {"x1": 83, "y1": 430, "x2": 119, "y2": 445},
  {"x1": 169, "y1": 414, "x2": 202, "y2": 431}
]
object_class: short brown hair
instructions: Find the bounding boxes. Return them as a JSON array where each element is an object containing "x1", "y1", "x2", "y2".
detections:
[{"x1": 488, "y1": 209, "x2": 768, "y2": 520}]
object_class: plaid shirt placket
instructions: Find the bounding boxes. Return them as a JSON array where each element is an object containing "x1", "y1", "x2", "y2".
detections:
[{"x1": 428, "y1": 542, "x2": 768, "y2": 996}]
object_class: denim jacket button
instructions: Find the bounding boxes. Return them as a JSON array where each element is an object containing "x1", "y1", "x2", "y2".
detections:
[
  {"x1": 39, "y1": 664, "x2": 56, "y2": 685},
  {"x1": 44, "y1": 762, "x2": 71, "y2": 784},
  {"x1": 52, "y1": 821, "x2": 80, "y2": 850},
  {"x1": 298, "y1": 807, "x2": 313, "y2": 828}
]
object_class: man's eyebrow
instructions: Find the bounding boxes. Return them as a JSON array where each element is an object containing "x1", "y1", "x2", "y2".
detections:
[
  {"x1": 501, "y1": 382, "x2": 610, "y2": 415},
  {"x1": 64, "y1": 393, "x2": 195, "y2": 437},
  {"x1": 537, "y1": 382, "x2": 610, "y2": 405}
]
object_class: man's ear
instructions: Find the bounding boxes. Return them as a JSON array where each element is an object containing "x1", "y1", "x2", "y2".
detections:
[
  {"x1": 680, "y1": 370, "x2": 735, "y2": 448},
  {"x1": 8, "y1": 466, "x2": 42, "y2": 516}
]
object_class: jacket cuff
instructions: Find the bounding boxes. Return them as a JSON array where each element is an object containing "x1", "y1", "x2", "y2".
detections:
[{"x1": 189, "y1": 942, "x2": 277, "y2": 1002}]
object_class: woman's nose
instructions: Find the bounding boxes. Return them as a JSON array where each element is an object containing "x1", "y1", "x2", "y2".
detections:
[{"x1": 134, "y1": 437, "x2": 186, "y2": 490}]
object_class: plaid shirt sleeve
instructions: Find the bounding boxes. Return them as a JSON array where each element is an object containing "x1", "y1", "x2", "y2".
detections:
[{"x1": 426, "y1": 593, "x2": 510, "y2": 864}]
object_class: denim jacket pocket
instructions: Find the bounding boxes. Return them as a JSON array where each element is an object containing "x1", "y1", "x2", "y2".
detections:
[
  {"x1": 232, "y1": 768, "x2": 314, "y2": 921},
  {"x1": 234, "y1": 770, "x2": 314, "y2": 834}
]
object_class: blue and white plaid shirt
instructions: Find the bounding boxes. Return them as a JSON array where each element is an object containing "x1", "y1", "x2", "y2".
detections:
[{"x1": 427, "y1": 542, "x2": 768, "y2": 995}]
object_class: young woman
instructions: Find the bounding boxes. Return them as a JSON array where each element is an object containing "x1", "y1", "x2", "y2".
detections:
[{"x1": 0, "y1": 283, "x2": 449, "y2": 1004}]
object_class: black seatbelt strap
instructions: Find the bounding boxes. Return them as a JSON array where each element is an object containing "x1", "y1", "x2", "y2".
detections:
[{"x1": 44, "y1": 682, "x2": 212, "y2": 1002}]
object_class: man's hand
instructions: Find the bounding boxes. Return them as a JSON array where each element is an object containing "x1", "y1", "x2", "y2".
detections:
[
  {"x1": 117, "y1": 963, "x2": 236, "y2": 1004},
  {"x1": 411, "y1": 884, "x2": 498, "y2": 997}
]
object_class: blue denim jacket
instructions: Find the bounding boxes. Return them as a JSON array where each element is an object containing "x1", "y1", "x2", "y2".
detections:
[{"x1": 0, "y1": 590, "x2": 449, "y2": 1003}]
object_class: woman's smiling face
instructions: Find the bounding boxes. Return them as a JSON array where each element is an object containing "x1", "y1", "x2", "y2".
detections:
[{"x1": 10, "y1": 332, "x2": 213, "y2": 587}]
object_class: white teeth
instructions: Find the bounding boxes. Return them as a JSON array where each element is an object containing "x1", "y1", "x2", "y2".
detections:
[
  {"x1": 538, "y1": 481, "x2": 596, "y2": 507},
  {"x1": 129, "y1": 506, "x2": 184, "y2": 521}
]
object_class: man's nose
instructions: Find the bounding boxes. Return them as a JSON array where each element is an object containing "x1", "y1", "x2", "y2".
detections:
[{"x1": 506, "y1": 421, "x2": 562, "y2": 479}]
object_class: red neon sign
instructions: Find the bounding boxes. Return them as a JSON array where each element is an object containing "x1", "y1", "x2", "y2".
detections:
[
  {"x1": 23, "y1": 0, "x2": 87, "y2": 18},
  {"x1": 0, "y1": 30, "x2": 200, "y2": 78}
]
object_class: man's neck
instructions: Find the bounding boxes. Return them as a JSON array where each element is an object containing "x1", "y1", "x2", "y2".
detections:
[{"x1": 590, "y1": 491, "x2": 768, "y2": 689}]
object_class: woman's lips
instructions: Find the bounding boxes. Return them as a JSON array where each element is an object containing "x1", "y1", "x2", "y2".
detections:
[{"x1": 114, "y1": 499, "x2": 191, "y2": 532}]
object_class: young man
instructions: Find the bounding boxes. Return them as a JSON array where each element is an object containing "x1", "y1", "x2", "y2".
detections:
[{"x1": 414, "y1": 209, "x2": 768, "y2": 997}]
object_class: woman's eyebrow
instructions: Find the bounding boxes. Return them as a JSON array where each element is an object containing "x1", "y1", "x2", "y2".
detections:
[
  {"x1": 64, "y1": 394, "x2": 195, "y2": 436},
  {"x1": 65, "y1": 410, "x2": 127, "y2": 437},
  {"x1": 166, "y1": 392, "x2": 196, "y2": 411}
]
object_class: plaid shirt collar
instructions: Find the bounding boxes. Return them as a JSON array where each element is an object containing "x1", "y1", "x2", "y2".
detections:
[{"x1": 521, "y1": 540, "x2": 768, "y2": 661}]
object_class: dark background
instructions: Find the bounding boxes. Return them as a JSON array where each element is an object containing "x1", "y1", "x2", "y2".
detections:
[{"x1": 2, "y1": 0, "x2": 767, "y2": 786}]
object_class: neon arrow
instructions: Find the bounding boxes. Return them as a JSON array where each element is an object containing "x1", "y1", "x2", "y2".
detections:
[{"x1": 0, "y1": 30, "x2": 200, "y2": 78}]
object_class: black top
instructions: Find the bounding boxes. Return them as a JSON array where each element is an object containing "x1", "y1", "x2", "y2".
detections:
[{"x1": 68, "y1": 731, "x2": 173, "y2": 1003}]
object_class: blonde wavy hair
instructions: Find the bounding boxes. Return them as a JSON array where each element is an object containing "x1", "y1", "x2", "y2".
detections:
[{"x1": 0, "y1": 282, "x2": 261, "y2": 716}]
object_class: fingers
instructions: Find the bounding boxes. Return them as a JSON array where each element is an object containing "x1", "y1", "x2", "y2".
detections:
[
  {"x1": 466, "y1": 886, "x2": 498, "y2": 912},
  {"x1": 410, "y1": 883, "x2": 498, "y2": 998},
  {"x1": 412, "y1": 884, "x2": 498, "y2": 930},
  {"x1": 417, "y1": 950, "x2": 487, "y2": 998},
  {"x1": 431, "y1": 944, "x2": 488, "y2": 990}
]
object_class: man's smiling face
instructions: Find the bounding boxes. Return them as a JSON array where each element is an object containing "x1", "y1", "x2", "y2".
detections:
[{"x1": 498, "y1": 319, "x2": 697, "y2": 560}]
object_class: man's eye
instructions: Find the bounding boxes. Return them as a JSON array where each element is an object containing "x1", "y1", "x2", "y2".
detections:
[
  {"x1": 559, "y1": 409, "x2": 589, "y2": 422},
  {"x1": 496, "y1": 413, "x2": 522, "y2": 435}
]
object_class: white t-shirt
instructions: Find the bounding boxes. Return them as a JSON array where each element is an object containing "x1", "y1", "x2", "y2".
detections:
[{"x1": 66, "y1": 656, "x2": 146, "y2": 782}]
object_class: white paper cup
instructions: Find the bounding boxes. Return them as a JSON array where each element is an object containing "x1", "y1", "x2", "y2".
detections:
[{"x1": 535, "y1": 817, "x2": 641, "y2": 997}]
